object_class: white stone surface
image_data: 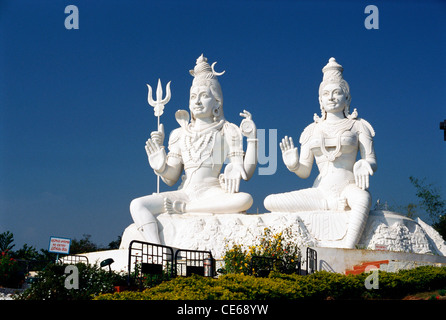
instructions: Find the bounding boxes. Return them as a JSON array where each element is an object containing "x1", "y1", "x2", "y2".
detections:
[
  {"x1": 415, "y1": 217, "x2": 446, "y2": 256},
  {"x1": 119, "y1": 210, "x2": 445, "y2": 259},
  {"x1": 120, "y1": 212, "x2": 315, "y2": 259},
  {"x1": 78, "y1": 210, "x2": 445, "y2": 273},
  {"x1": 358, "y1": 211, "x2": 441, "y2": 255},
  {"x1": 313, "y1": 246, "x2": 446, "y2": 274},
  {"x1": 81, "y1": 249, "x2": 129, "y2": 274}
]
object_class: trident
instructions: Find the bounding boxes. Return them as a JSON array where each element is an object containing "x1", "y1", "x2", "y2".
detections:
[{"x1": 147, "y1": 79, "x2": 171, "y2": 193}]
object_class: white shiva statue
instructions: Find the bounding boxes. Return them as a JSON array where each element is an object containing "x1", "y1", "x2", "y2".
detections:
[
  {"x1": 130, "y1": 55, "x2": 258, "y2": 244},
  {"x1": 264, "y1": 57, "x2": 378, "y2": 249}
]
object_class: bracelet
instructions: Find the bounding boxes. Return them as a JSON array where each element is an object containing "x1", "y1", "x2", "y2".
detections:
[
  {"x1": 287, "y1": 163, "x2": 299, "y2": 172},
  {"x1": 247, "y1": 138, "x2": 258, "y2": 143},
  {"x1": 154, "y1": 162, "x2": 168, "y2": 176},
  {"x1": 167, "y1": 152, "x2": 182, "y2": 159},
  {"x1": 228, "y1": 151, "x2": 245, "y2": 158}
]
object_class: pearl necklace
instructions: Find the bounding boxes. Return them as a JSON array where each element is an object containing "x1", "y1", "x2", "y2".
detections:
[{"x1": 184, "y1": 131, "x2": 215, "y2": 163}]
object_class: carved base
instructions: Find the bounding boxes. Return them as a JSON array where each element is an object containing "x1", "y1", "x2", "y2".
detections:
[{"x1": 120, "y1": 210, "x2": 446, "y2": 259}]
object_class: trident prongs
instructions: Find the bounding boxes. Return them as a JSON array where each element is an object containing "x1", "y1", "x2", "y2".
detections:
[{"x1": 147, "y1": 79, "x2": 171, "y2": 117}]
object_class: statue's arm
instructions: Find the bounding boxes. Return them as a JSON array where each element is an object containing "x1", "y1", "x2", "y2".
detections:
[
  {"x1": 243, "y1": 138, "x2": 257, "y2": 180},
  {"x1": 239, "y1": 110, "x2": 257, "y2": 180},
  {"x1": 353, "y1": 119, "x2": 377, "y2": 190},
  {"x1": 224, "y1": 122, "x2": 246, "y2": 175},
  {"x1": 281, "y1": 124, "x2": 314, "y2": 179},
  {"x1": 148, "y1": 127, "x2": 183, "y2": 187},
  {"x1": 158, "y1": 152, "x2": 183, "y2": 187},
  {"x1": 357, "y1": 119, "x2": 377, "y2": 172},
  {"x1": 295, "y1": 142, "x2": 314, "y2": 179},
  {"x1": 281, "y1": 137, "x2": 313, "y2": 179}
]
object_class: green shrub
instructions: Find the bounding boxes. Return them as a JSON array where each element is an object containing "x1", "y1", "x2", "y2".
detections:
[
  {"x1": 94, "y1": 266, "x2": 446, "y2": 300},
  {"x1": 0, "y1": 250, "x2": 23, "y2": 288},
  {"x1": 221, "y1": 227, "x2": 301, "y2": 275},
  {"x1": 18, "y1": 263, "x2": 127, "y2": 300},
  {"x1": 376, "y1": 266, "x2": 446, "y2": 298}
]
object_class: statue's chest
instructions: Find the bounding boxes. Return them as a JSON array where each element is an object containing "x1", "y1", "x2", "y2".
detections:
[
  {"x1": 309, "y1": 123, "x2": 358, "y2": 161},
  {"x1": 180, "y1": 130, "x2": 222, "y2": 164}
]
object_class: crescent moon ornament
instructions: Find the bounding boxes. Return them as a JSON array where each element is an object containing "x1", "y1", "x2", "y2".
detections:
[{"x1": 211, "y1": 62, "x2": 225, "y2": 77}]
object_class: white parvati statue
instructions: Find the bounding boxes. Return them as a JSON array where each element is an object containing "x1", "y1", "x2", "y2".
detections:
[
  {"x1": 130, "y1": 55, "x2": 258, "y2": 244},
  {"x1": 264, "y1": 57, "x2": 377, "y2": 249}
]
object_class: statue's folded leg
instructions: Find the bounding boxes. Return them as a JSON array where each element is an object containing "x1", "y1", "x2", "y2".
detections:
[
  {"x1": 343, "y1": 184, "x2": 372, "y2": 248},
  {"x1": 264, "y1": 188, "x2": 327, "y2": 212},
  {"x1": 186, "y1": 190, "x2": 253, "y2": 214},
  {"x1": 130, "y1": 191, "x2": 189, "y2": 244}
]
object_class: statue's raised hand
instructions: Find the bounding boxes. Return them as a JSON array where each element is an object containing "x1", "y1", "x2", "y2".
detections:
[
  {"x1": 239, "y1": 110, "x2": 256, "y2": 139},
  {"x1": 280, "y1": 136, "x2": 299, "y2": 171},
  {"x1": 353, "y1": 159, "x2": 373, "y2": 190},
  {"x1": 145, "y1": 138, "x2": 167, "y2": 173}
]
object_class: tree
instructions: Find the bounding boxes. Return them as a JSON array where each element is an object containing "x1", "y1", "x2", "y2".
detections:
[
  {"x1": 107, "y1": 236, "x2": 121, "y2": 250},
  {"x1": 0, "y1": 231, "x2": 15, "y2": 252},
  {"x1": 70, "y1": 234, "x2": 99, "y2": 254},
  {"x1": 70, "y1": 234, "x2": 122, "y2": 253},
  {"x1": 409, "y1": 176, "x2": 446, "y2": 239}
]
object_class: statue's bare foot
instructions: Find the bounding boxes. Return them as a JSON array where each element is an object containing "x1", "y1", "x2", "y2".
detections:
[{"x1": 164, "y1": 198, "x2": 186, "y2": 214}]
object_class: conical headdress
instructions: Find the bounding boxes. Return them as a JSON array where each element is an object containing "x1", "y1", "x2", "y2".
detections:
[
  {"x1": 189, "y1": 54, "x2": 225, "y2": 86},
  {"x1": 321, "y1": 57, "x2": 344, "y2": 84}
]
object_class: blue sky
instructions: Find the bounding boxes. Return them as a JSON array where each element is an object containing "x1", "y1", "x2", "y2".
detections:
[{"x1": 1, "y1": 0, "x2": 445, "y2": 250}]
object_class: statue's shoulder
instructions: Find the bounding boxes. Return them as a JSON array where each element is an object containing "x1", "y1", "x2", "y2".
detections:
[
  {"x1": 168, "y1": 127, "x2": 183, "y2": 146},
  {"x1": 299, "y1": 122, "x2": 317, "y2": 144},
  {"x1": 354, "y1": 117, "x2": 375, "y2": 138}
]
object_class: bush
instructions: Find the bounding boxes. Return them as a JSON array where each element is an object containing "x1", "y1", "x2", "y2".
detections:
[
  {"x1": 221, "y1": 227, "x2": 301, "y2": 275},
  {"x1": 94, "y1": 266, "x2": 446, "y2": 300},
  {"x1": 18, "y1": 263, "x2": 127, "y2": 300},
  {"x1": 0, "y1": 250, "x2": 23, "y2": 288}
]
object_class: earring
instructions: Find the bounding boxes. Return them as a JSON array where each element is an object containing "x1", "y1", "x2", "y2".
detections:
[{"x1": 213, "y1": 106, "x2": 220, "y2": 122}]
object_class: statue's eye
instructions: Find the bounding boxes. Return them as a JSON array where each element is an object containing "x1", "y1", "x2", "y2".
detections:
[
  {"x1": 190, "y1": 94, "x2": 196, "y2": 100},
  {"x1": 202, "y1": 94, "x2": 208, "y2": 98}
]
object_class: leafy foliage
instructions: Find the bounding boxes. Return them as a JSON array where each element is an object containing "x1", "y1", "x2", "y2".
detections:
[
  {"x1": 18, "y1": 262, "x2": 127, "y2": 300},
  {"x1": 221, "y1": 227, "x2": 301, "y2": 275},
  {"x1": 70, "y1": 234, "x2": 100, "y2": 254},
  {"x1": 410, "y1": 176, "x2": 446, "y2": 221},
  {"x1": 0, "y1": 250, "x2": 22, "y2": 288},
  {"x1": 409, "y1": 176, "x2": 446, "y2": 239},
  {"x1": 0, "y1": 231, "x2": 15, "y2": 252},
  {"x1": 94, "y1": 266, "x2": 446, "y2": 300},
  {"x1": 0, "y1": 231, "x2": 123, "y2": 289}
]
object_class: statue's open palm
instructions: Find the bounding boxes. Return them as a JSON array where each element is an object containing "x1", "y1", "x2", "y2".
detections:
[
  {"x1": 280, "y1": 136, "x2": 299, "y2": 170},
  {"x1": 220, "y1": 163, "x2": 247, "y2": 193},
  {"x1": 145, "y1": 124, "x2": 167, "y2": 172}
]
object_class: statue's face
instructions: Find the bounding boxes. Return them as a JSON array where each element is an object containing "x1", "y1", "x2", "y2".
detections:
[
  {"x1": 320, "y1": 83, "x2": 348, "y2": 114},
  {"x1": 189, "y1": 85, "x2": 217, "y2": 120}
]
